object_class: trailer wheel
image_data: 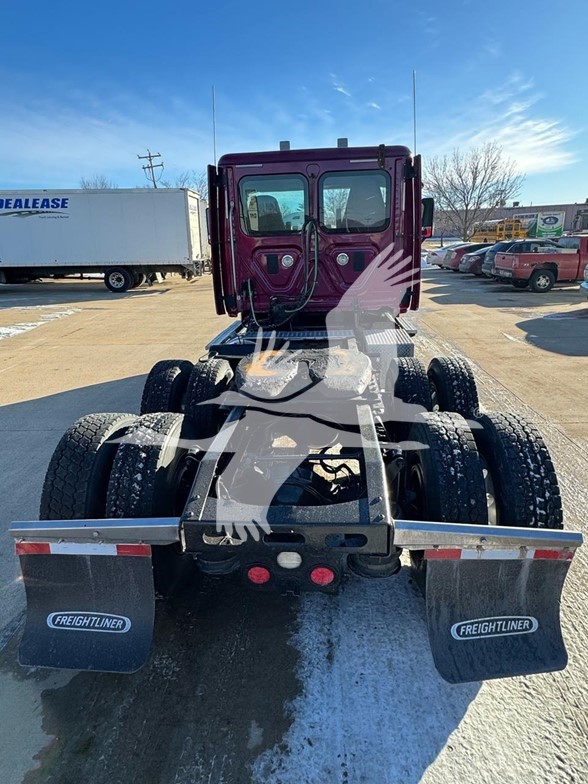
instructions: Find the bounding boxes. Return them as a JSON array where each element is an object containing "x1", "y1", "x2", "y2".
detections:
[
  {"x1": 132, "y1": 272, "x2": 146, "y2": 289},
  {"x1": 473, "y1": 412, "x2": 563, "y2": 529},
  {"x1": 105, "y1": 267, "x2": 134, "y2": 293},
  {"x1": 40, "y1": 413, "x2": 137, "y2": 520},
  {"x1": 106, "y1": 412, "x2": 202, "y2": 596},
  {"x1": 387, "y1": 358, "x2": 433, "y2": 409},
  {"x1": 403, "y1": 412, "x2": 488, "y2": 583},
  {"x1": 427, "y1": 356, "x2": 479, "y2": 418},
  {"x1": 141, "y1": 359, "x2": 194, "y2": 414},
  {"x1": 529, "y1": 269, "x2": 556, "y2": 293},
  {"x1": 184, "y1": 358, "x2": 233, "y2": 437}
]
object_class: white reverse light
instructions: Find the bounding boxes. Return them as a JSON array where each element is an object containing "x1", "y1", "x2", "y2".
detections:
[
  {"x1": 282, "y1": 254, "x2": 294, "y2": 268},
  {"x1": 277, "y1": 551, "x2": 302, "y2": 569},
  {"x1": 336, "y1": 253, "x2": 349, "y2": 266}
]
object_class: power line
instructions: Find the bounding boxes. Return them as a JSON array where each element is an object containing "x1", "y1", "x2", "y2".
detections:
[{"x1": 137, "y1": 149, "x2": 164, "y2": 188}]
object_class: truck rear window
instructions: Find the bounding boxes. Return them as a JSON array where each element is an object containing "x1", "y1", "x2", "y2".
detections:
[
  {"x1": 239, "y1": 174, "x2": 308, "y2": 236},
  {"x1": 319, "y1": 170, "x2": 390, "y2": 233}
]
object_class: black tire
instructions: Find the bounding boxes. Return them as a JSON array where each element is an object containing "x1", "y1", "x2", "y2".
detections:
[
  {"x1": 184, "y1": 358, "x2": 233, "y2": 437},
  {"x1": 106, "y1": 412, "x2": 201, "y2": 595},
  {"x1": 529, "y1": 269, "x2": 555, "y2": 293},
  {"x1": 105, "y1": 267, "x2": 134, "y2": 293},
  {"x1": 40, "y1": 413, "x2": 137, "y2": 520},
  {"x1": 141, "y1": 359, "x2": 194, "y2": 414},
  {"x1": 387, "y1": 357, "x2": 433, "y2": 409},
  {"x1": 403, "y1": 412, "x2": 488, "y2": 582},
  {"x1": 473, "y1": 412, "x2": 563, "y2": 529},
  {"x1": 132, "y1": 272, "x2": 146, "y2": 289},
  {"x1": 404, "y1": 411, "x2": 488, "y2": 526},
  {"x1": 511, "y1": 280, "x2": 528, "y2": 289},
  {"x1": 427, "y1": 356, "x2": 479, "y2": 418}
]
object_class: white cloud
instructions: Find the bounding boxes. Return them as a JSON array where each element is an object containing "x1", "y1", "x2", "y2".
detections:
[
  {"x1": 330, "y1": 74, "x2": 352, "y2": 98},
  {"x1": 368, "y1": 102, "x2": 381, "y2": 110},
  {"x1": 422, "y1": 72, "x2": 576, "y2": 174}
]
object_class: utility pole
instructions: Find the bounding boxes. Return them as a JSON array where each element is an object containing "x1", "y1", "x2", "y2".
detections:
[{"x1": 137, "y1": 149, "x2": 164, "y2": 188}]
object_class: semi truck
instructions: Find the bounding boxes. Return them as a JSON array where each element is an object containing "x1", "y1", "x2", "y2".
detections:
[
  {"x1": 0, "y1": 188, "x2": 209, "y2": 292},
  {"x1": 10, "y1": 142, "x2": 582, "y2": 684},
  {"x1": 494, "y1": 235, "x2": 588, "y2": 291}
]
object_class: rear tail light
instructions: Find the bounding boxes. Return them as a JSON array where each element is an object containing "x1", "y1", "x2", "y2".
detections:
[
  {"x1": 310, "y1": 566, "x2": 335, "y2": 586},
  {"x1": 247, "y1": 566, "x2": 271, "y2": 584}
]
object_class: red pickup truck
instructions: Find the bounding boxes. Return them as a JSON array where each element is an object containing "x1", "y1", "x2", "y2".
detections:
[{"x1": 494, "y1": 236, "x2": 588, "y2": 292}]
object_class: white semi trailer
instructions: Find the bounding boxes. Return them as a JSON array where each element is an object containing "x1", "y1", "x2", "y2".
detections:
[{"x1": 0, "y1": 188, "x2": 209, "y2": 292}]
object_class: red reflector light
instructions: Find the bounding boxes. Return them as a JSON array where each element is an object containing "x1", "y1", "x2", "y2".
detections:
[
  {"x1": 15, "y1": 542, "x2": 51, "y2": 556},
  {"x1": 116, "y1": 544, "x2": 152, "y2": 557},
  {"x1": 247, "y1": 566, "x2": 271, "y2": 584},
  {"x1": 310, "y1": 566, "x2": 335, "y2": 586}
]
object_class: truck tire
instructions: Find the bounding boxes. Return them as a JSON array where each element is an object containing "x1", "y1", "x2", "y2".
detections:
[
  {"x1": 529, "y1": 269, "x2": 555, "y2": 293},
  {"x1": 141, "y1": 359, "x2": 194, "y2": 414},
  {"x1": 40, "y1": 413, "x2": 137, "y2": 520},
  {"x1": 104, "y1": 267, "x2": 134, "y2": 293},
  {"x1": 403, "y1": 412, "x2": 488, "y2": 583},
  {"x1": 184, "y1": 358, "x2": 233, "y2": 438},
  {"x1": 473, "y1": 412, "x2": 563, "y2": 529},
  {"x1": 511, "y1": 280, "x2": 528, "y2": 289},
  {"x1": 387, "y1": 357, "x2": 433, "y2": 409},
  {"x1": 132, "y1": 272, "x2": 146, "y2": 288},
  {"x1": 404, "y1": 412, "x2": 488, "y2": 526},
  {"x1": 427, "y1": 356, "x2": 479, "y2": 418},
  {"x1": 105, "y1": 412, "x2": 201, "y2": 595}
]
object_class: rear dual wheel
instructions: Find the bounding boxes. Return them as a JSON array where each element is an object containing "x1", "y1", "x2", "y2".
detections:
[
  {"x1": 427, "y1": 356, "x2": 479, "y2": 418},
  {"x1": 104, "y1": 267, "x2": 134, "y2": 293},
  {"x1": 141, "y1": 359, "x2": 194, "y2": 414},
  {"x1": 403, "y1": 409, "x2": 563, "y2": 588},
  {"x1": 140, "y1": 357, "x2": 233, "y2": 437},
  {"x1": 106, "y1": 412, "x2": 204, "y2": 595},
  {"x1": 40, "y1": 411, "x2": 205, "y2": 596},
  {"x1": 40, "y1": 413, "x2": 138, "y2": 520}
]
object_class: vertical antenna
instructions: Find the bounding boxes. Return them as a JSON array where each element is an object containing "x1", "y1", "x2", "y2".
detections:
[
  {"x1": 212, "y1": 85, "x2": 217, "y2": 166},
  {"x1": 412, "y1": 70, "x2": 417, "y2": 154}
]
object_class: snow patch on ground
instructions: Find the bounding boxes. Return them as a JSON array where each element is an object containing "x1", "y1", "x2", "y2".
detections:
[
  {"x1": 0, "y1": 306, "x2": 79, "y2": 341},
  {"x1": 252, "y1": 566, "x2": 479, "y2": 784}
]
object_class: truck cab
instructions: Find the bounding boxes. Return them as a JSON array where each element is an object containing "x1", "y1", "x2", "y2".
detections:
[
  {"x1": 207, "y1": 145, "x2": 430, "y2": 327},
  {"x1": 494, "y1": 236, "x2": 588, "y2": 292}
]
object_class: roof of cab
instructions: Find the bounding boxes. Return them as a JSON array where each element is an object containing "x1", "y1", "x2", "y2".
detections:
[{"x1": 218, "y1": 145, "x2": 412, "y2": 167}]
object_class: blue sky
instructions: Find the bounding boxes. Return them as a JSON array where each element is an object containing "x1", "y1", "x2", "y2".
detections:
[{"x1": 1, "y1": 0, "x2": 586, "y2": 205}]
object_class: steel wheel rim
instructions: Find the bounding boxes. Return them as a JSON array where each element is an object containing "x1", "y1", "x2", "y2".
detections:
[
  {"x1": 109, "y1": 272, "x2": 126, "y2": 289},
  {"x1": 535, "y1": 274, "x2": 551, "y2": 290}
]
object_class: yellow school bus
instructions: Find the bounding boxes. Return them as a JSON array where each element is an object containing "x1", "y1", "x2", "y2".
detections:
[{"x1": 470, "y1": 218, "x2": 526, "y2": 243}]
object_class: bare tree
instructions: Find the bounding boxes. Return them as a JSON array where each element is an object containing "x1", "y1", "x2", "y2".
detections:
[
  {"x1": 79, "y1": 175, "x2": 118, "y2": 189},
  {"x1": 424, "y1": 142, "x2": 524, "y2": 240},
  {"x1": 322, "y1": 187, "x2": 349, "y2": 228},
  {"x1": 161, "y1": 170, "x2": 208, "y2": 199}
]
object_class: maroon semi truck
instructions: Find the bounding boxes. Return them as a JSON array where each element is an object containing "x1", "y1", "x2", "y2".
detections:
[
  {"x1": 10, "y1": 142, "x2": 581, "y2": 684},
  {"x1": 494, "y1": 235, "x2": 588, "y2": 292}
]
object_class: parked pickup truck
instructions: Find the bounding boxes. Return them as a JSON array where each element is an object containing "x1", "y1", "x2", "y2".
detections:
[{"x1": 494, "y1": 236, "x2": 588, "y2": 292}]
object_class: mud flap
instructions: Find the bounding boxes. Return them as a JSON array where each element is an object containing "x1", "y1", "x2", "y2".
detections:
[
  {"x1": 17, "y1": 543, "x2": 155, "y2": 673},
  {"x1": 425, "y1": 553, "x2": 573, "y2": 683}
]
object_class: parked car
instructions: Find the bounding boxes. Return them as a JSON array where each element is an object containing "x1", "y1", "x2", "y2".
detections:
[
  {"x1": 445, "y1": 242, "x2": 493, "y2": 271},
  {"x1": 482, "y1": 239, "x2": 557, "y2": 278},
  {"x1": 459, "y1": 247, "x2": 490, "y2": 275},
  {"x1": 581, "y1": 264, "x2": 588, "y2": 298},
  {"x1": 425, "y1": 242, "x2": 466, "y2": 267},
  {"x1": 494, "y1": 235, "x2": 588, "y2": 292}
]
